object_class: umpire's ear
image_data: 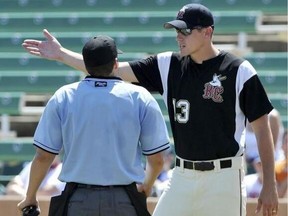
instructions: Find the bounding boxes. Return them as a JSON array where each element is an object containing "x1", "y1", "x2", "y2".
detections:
[{"x1": 113, "y1": 58, "x2": 119, "y2": 70}]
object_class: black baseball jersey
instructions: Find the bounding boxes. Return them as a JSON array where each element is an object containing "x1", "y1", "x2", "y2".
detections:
[{"x1": 129, "y1": 50, "x2": 273, "y2": 160}]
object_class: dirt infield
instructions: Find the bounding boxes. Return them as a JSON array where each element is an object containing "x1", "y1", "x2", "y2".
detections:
[{"x1": 0, "y1": 196, "x2": 287, "y2": 216}]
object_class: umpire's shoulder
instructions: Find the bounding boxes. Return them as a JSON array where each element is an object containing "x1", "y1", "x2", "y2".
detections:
[
  {"x1": 123, "y1": 81, "x2": 149, "y2": 93},
  {"x1": 123, "y1": 82, "x2": 157, "y2": 101}
]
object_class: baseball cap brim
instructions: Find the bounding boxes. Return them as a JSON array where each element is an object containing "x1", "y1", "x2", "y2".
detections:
[{"x1": 164, "y1": 20, "x2": 188, "y2": 29}]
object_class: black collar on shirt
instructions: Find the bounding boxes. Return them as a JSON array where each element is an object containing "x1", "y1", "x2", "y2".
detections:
[{"x1": 85, "y1": 75, "x2": 122, "y2": 80}]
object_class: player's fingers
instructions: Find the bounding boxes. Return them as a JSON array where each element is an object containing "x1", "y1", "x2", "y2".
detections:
[
  {"x1": 28, "y1": 50, "x2": 42, "y2": 57},
  {"x1": 22, "y1": 46, "x2": 41, "y2": 57},
  {"x1": 261, "y1": 205, "x2": 278, "y2": 216},
  {"x1": 22, "y1": 44, "x2": 41, "y2": 55},
  {"x1": 266, "y1": 206, "x2": 278, "y2": 216},
  {"x1": 22, "y1": 40, "x2": 43, "y2": 55},
  {"x1": 255, "y1": 199, "x2": 262, "y2": 214},
  {"x1": 43, "y1": 29, "x2": 56, "y2": 41},
  {"x1": 271, "y1": 208, "x2": 278, "y2": 215},
  {"x1": 22, "y1": 39, "x2": 41, "y2": 46}
]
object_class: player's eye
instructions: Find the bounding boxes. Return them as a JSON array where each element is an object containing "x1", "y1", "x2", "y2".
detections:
[
  {"x1": 175, "y1": 26, "x2": 212, "y2": 36},
  {"x1": 175, "y1": 28, "x2": 192, "y2": 36}
]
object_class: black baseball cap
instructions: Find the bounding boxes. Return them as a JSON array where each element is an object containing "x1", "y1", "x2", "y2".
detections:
[
  {"x1": 82, "y1": 35, "x2": 122, "y2": 68},
  {"x1": 164, "y1": 4, "x2": 214, "y2": 29}
]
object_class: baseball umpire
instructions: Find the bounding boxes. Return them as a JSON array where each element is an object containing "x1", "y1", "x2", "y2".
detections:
[{"x1": 18, "y1": 35, "x2": 170, "y2": 216}]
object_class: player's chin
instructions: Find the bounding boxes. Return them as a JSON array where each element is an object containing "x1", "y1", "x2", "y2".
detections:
[{"x1": 179, "y1": 50, "x2": 190, "y2": 57}]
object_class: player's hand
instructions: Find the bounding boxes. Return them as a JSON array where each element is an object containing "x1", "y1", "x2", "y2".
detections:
[
  {"x1": 255, "y1": 184, "x2": 278, "y2": 216},
  {"x1": 22, "y1": 29, "x2": 62, "y2": 61}
]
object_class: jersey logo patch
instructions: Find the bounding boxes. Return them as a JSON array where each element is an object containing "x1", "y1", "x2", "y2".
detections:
[
  {"x1": 95, "y1": 81, "x2": 107, "y2": 87},
  {"x1": 202, "y1": 74, "x2": 226, "y2": 103}
]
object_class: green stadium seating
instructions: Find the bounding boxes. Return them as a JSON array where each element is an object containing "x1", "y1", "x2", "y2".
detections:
[
  {"x1": 0, "y1": 138, "x2": 35, "y2": 183},
  {"x1": 0, "y1": 92, "x2": 24, "y2": 115},
  {"x1": 1, "y1": 0, "x2": 286, "y2": 14},
  {"x1": 0, "y1": 11, "x2": 260, "y2": 34},
  {"x1": 0, "y1": 52, "x2": 147, "y2": 71},
  {"x1": 258, "y1": 71, "x2": 287, "y2": 94},
  {"x1": 269, "y1": 94, "x2": 288, "y2": 117},
  {"x1": 0, "y1": 53, "x2": 75, "y2": 71},
  {"x1": 0, "y1": 92, "x2": 25, "y2": 141},
  {"x1": 269, "y1": 93, "x2": 288, "y2": 128},
  {"x1": 0, "y1": 71, "x2": 82, "y2": 93},
  {"x1": 281, "y1": 117, "x2": 288, "y2": 129},
  {"x1": 1, "y1": 32, "x2": 179, "y2": 53},
  {"x1": 244, "y1": 52, "x2": 288, "y2": 71},
  {"x1": 0, "y1": 25, "x2": 267, "y2": 54},
  {"x1": 0, "y1": 138, "x2": 35, "y2": 161}
]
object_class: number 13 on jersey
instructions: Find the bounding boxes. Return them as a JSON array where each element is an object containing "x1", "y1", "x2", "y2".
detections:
[{"x1": 173, "y1": 99, "x2": 190, "y2": 123}]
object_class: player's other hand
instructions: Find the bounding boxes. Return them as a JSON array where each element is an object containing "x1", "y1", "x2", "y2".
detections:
[
  {"x1": 255, "y1": 184, "x2": 278, "y2": 216},
  {"x1": 22, "y1": 29, "x2": 62, "y2": 61}
]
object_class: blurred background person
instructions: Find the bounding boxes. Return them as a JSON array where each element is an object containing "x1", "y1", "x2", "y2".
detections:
[
  {"x1": 152, "y1": 148, "x2": 175, "y2": 197},
  {"x1": 245, "y1": 129, "x2": 287, "y2": 198},
  {"x1": 244, "y1": 157, "x2": 263, "y2": 198},
  {"x1": 275, "y1": 129, "x2": 288, "y2": 198},
  {"x1": 5, "y1": 155, "x2": 65, "y2": 197},
  {"x1": 245, "y1": 108, "x2": 284, "y2": 174}
]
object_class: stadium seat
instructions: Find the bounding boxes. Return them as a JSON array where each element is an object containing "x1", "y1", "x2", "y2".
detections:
[
  {"x1": 0, "y1": 52, "x2": 146, "y2": 71},
  {"x1": 0, "y1": 32, "x2": 179, "y2": 53},
  {"x1": 244, "y1": 52, "x2": 288, "y2": 71},
  {"x1": 0, "y1": 138, "x2": 35, "y2": 184},
  {"x1": 0, "y1": 71, "x2": 82, "y2": 93},
  {"x1": 0, "y1": 137, "x2": 35, "y2": 161},
  {"x1": 0, "y1": 29, "x2": 258, "y2": 54},
  {"x1": 258, "y1": 71, "x2": 287, "y2": 94},
  {"x1": 0, "y1": 52, "x2": 81, "y2": 71},
  {"x1": 1, "y1": 11, "x2": 260, "y2": 34},
  {"x1": 0, "y1": 92, "x2": 24, "y2": 115},
  {"x1": 1, "y1": 0, "x2": 286, "y2": 14},
  {"x1": 269, "y1": 94, "x2": 288, "y2": 117},
  {"x1": 0, "y1": 92, "x2": 25, "y2": 139}
]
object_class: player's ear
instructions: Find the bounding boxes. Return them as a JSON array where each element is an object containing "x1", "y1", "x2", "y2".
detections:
[
  {"x1": 203, "y1": 29, "x2": 209, "y2": 37},
  {"x1": 205, "y1": 26, "x2": 213, "y2": 38}
]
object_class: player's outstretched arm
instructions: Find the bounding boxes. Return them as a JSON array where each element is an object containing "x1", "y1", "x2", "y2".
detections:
[
  {"x1": 22, "y1": 29, "x2": 86, "y2": 73},
  {"x1": 22, "y1": 29, "x2": 139, "y2": 82}
]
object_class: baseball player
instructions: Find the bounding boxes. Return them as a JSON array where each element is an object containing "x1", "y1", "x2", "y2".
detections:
[
  {"x1": 18, "y1": 35, "x2": 170, "y2": 216},
  {"x1": 22, "y1": 3, "x2": 279, "y2": 216}
]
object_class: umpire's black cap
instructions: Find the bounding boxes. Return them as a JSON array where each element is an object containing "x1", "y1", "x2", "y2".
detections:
[
  {"x1": 164, "y1": 3, "x2": 214, "y2": 29},
  {"x1": 82, "y1": 35, "x2": 122, "y2": 68}
]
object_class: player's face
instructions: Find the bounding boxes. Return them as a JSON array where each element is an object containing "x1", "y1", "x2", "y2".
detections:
[{"x1": 176, "y1": 27, "x2": 210, "y2": 57}]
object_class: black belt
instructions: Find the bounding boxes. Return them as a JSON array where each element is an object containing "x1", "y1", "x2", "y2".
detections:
[
  {"x1": 176, "y1": 158, "x2": 232, "y2": 171},
  {"x1": 76, "y1": 183, "x2": 124, "y2": 189}
]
